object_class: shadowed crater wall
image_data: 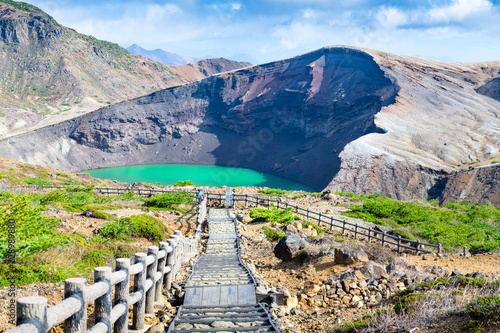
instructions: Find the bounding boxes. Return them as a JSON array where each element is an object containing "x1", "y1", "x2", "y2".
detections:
[{"x1": 0, "y1": 47, "x2": 398, "y2": 190}]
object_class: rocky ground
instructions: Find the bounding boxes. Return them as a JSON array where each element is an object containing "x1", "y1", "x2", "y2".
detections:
[{"x1": 0, "y1": 188, "x2": 499, "y2": 333}]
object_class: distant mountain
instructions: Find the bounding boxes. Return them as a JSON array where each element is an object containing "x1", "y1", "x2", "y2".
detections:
[
  {"x1": 0, "y1": 1, "x2": 250, "y2": 136},
  {"x1": 126, "y1": 44, "x2": 210, "y2": 66}
]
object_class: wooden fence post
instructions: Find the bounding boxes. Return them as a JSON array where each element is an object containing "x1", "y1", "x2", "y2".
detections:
[
  {"x1": 342, "y1": 220, "x2": 346, "y2": 235},
  {"x1": 318, "y1": 213, "x2": 322, "y2": 226},
  {"x1": 64, "y1": 277, "x2": 87, "y2": 333},
  {"x1": 114, "y1": 258, "x2": 130, "y2": 333},
  {"x1": 245, "y1": 194, "x2": 248, "y2": 208},
  {"x1": 368, "y1": 228, "x2": 372, "y2": 242},
  {"x1": 146, "y1": 246, "x2": 159, "y2": 314},
  {"x1": 157, "y1": 242, "x2": 168, "y2": 303},
  {"x1": 438, "y1": 243, "x2": 442, "y2": 254},
  {"x1": 354, "y1": 224, "x2": 358, "y2": 240},
  {"x1": 94, "y1": 267, "x2": 112, "y2": 333},
  {"x1": 330, "y1": 217, "x2": 334, "y2": 231},
  {"x1": 16, "y1": 296, "x2": 48, "y2": 333},
  {"x1": 415, "y1": 240, "x2": 420, "y2": 254},
  {"x1": 381, "y1": 233, "x2": 386, "y2": 247},
  {"x1": 133, "y1": 253, "x2": 147, "y2": 330},
  {"x1": 397, "y1": 236, "x2": 401, "y2": 254}
]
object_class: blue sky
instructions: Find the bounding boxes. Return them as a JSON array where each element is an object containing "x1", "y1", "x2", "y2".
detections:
[{"x1": 23, "y1": 0, "x2": 500, "y2": 64}]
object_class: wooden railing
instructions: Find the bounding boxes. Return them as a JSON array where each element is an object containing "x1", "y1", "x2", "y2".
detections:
[
  {"x1": 207, "y1": 193, "x2": 441, "y2": 255},
  {"x1": 1, "y1": 185, "x2": 439, "y2": 254},
  {"x1": 5, "y1": 196, "x2": 207, "y2": 333}
]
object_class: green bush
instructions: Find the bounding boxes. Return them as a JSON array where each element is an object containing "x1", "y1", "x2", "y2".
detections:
[
  {"x1": 174, "y1": 180, "x2": 194, "y2": 186},
  {"x1": 24, "y1": 177, "x2": 51, "y2": 186},
  {"x1": 99, "y1": 214, "x2": 168, "y2": 241},
  {"x1": 249, "y1": 205, "x2": 295, "y2": 225},
  {"x1": 258, "y1": 188, "x2": 291, "y2": 197},
  {"x1": 340, "y1": 192, "x2": 500, "y2": 252},
  {"x1": 63, "y1": 177, "x2": 82, "y2": 186},
  {"x1": 262, "y1": 225, "x2": 285, "y2": 242},
  {"x1": 144, "y1": 192, "x2": 194, "y2": 209},
  {"x1": 302, "y1": 221, "x2": 324, "y2": 236}
]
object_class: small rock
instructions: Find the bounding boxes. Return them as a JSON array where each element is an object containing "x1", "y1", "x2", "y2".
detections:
[
  {"x1": 211, "y1": 321, "x2": 235, "y2": 328},
  {"x1": 335, "y1": 248, "x2": 369, "y2": 265},
  {"x1": 145, "y1": 323, "x2": 164, "y2": 333}
]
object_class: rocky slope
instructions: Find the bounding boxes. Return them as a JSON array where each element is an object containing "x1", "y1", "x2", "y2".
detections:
[
  {"x1": 0, "y1": 43, "x2": 498, "y2": 201},
  {"x1": 439, "y1": 164, "x2": 500, "y2": 205},
  {"x1": 0, "y1": 1, "x2": 248, "y2": 137}
]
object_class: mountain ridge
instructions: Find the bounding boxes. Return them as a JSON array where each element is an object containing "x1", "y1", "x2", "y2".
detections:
[
  {"x1": 126, "y1": 43, "x2": 211, "y2": 66},
  {"x1": 0, "y1": 0, "x2": 250, "y2": 137}
]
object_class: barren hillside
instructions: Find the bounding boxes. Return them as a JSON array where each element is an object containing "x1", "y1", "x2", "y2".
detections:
[{"x1": 0, "y1": 1, "x2": 249, "y2": 137}]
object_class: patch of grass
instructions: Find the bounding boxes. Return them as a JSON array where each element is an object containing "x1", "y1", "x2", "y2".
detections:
[
  {"x1": 99, "y1": 214, "x2": 169, "y2": 241},
  {"x1": 338, "y1": 192, "x2": 500, "y2": 252},
  {"x1": 24, "y1": 177, "x2": 52, "y2": 186},
  {"x1": 174, "y1": 180, "x2": 194, "y2": 186},
  {"x1": 262, "y1": 225, "x2": 285, "y2": 242},
  {"x1": 250, "y1": 205, "x2": 295, "y2": 225},
  {"x1": 144, "y1": 191, "x2": 194, "y2": 209},
  {"x1": 258, "y1": 188, "x2": 291, "y2": 197},
  {"x1": 302, "y1": 221, "x2": 324, "y2": 236},
  {"x1": 63, "y1": 177, "x2": 82, "y2": 186},
  {"x1": 462, "y1": 296, "x2": 500, "y2": 332}
]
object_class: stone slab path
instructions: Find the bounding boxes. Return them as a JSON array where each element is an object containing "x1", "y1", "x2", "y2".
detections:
[{"x1": 168, "y1": 209, "x2": 280, "y2": 332}]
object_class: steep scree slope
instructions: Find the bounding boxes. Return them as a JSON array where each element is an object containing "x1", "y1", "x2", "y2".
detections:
[{"x1": 0, "y1": 47, "x2": 397, "y2": 191}]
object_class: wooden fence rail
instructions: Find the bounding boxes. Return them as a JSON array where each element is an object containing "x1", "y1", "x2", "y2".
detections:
[
  {"x1": 1, "y1": 185, "x2": 439, "y2": 254},
  {"x1": 5, "y1": 196, "x2": 207, "y2": 333},
  {"x1": 227, "y1": 194, "x2": 440, "y2": 255}
]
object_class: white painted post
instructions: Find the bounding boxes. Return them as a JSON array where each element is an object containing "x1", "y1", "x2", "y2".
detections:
[
  {"x1": 64, "y1": 277, "x2": 87, "y2": 333},
  {"x1": 146, "y1": 246, "x2": 158, "y2": 314},
  {"x1": 94, "y1": 267, "x2": 112, "y2": 333},
  {"x1": 17, "y1": 296, "x2": 48, "y2": 333},
  {"x1": 156, "y1": 242, "x2": 168, "y2": 303},
  {"x1": 133, "y1": 253, "x2": 147, "y2": 330},
  {"x1": 114, "y1": 258, "x2": 130, "y2": 333},
  {"x1": 165, "y1": 238, "x2": 177, "y2": 290}
]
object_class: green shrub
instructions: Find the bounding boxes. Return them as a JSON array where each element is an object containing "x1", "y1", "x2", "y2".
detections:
[
  {"x1": 40, "y1": 190, "x2": 67, "y2": 205},
  {"x1": 99, "y1": 214, "x2": 168, "y2": 241},
  {"x1": 262, "y1": 225, "x2": 284, "y2": 242},
  {"x1": 174, "y1": 180, "x2": 195, "y2": 186},
  {"x1": 258, "y1": 188, "x2": 291, "y2": 197},
  {"x1": 302, "y1": 221, "x2": 324, "y2": 236},
  {"x1": 144, "y1": 192, "x2": 194, "y2": 209},
  {"x1": 63, "y1": 177, "x2": 82, "y2": 186},
  {"x1": 24, "y1": 177, "x2": 51, "y2": 186},
  {"x1": 249, "y1": 205, "x2": 295, "y2": 224},
  {"x1": 65, "y1": 185, "x2": 95, "y2": 192},
  {"x1": 462, "y1": 296, "x2": 500, "y2": 332},
  {"x1": 387, "y1": 227, "x2": 417, "y2": 240}
]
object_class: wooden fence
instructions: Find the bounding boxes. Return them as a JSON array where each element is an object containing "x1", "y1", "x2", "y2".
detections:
[
  {"x1": 1, "y1": 185, "x2": 440, "y2": 254},
  {"x1": 5, "y1": 196, "x2": 208, "y2": 333},
  {"x1": 208, "y1": 193, "x2": 441, "y2": 255}
]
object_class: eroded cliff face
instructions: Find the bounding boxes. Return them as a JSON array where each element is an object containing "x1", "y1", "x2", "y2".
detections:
[
  {"x1": 0, "y1": 47, "x2": 397, "y2": 191},
  {"x1": 439, "y1": 165, "x2": 500, "y2": 205},
  {"x1": 1, "y1": 46, "x2": 498, "y2": 201}
]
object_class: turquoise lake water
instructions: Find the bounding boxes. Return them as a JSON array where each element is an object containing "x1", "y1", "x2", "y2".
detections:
[{"x1": 83, "y1": 164, "x2": 313, "y2": 191}]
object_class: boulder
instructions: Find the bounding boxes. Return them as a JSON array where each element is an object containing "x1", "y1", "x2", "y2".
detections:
[
  {"x1": 334, "y1": 248, "x2": 369, "y2": 265},
  {"x1": 274, "y1": 235, "x2": 309, "y2": 261},
  {"x1": 359, "y1": 261, "x2": 387, "y2": 279},
  {"x1": 279, "y1": 224, "x2": 298, "y2": 235},
  {"x1": 425, "y1": 266, "x2": 450, "y2": 277}
]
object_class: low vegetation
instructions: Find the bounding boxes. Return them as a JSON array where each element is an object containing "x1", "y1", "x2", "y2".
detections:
[
  {"x1": 336, "y1": 192, "x2": 500, "y2": 253},
  {"x1": 174, "y1": 180, "x2": 195, "y2": 186},
  {"x1": 0, "y1": 188, "x2": 191, "y2": 287},
  {"x1": 337, "y1": 276, "x2": 500, "y2": 333},
  {"x1": 144, "y1": 191, "x2": 194, "y2": 212}
]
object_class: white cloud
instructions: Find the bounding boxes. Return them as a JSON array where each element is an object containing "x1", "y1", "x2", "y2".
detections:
[
  {"x1": 232, "y1": 3, "x2": 242, "y2": 11},
  {"x1": 427, "y1": 0, "x2": 492, "y2": 23},
  {"x1": 303, "y1": 9, "x2": 316, "y2": 19},
  {"x1": 376, "y1": 7, "x2": 408, "y2": 30}
]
